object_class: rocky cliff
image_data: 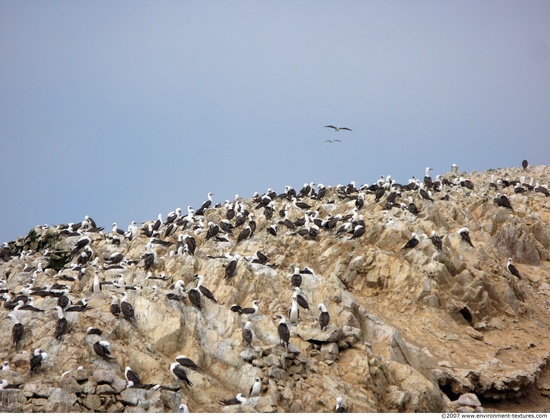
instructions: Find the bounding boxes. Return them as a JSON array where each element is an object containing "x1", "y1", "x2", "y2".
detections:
[{"x1": 1, "y1": 164, "x2": 550, "y2": 413}]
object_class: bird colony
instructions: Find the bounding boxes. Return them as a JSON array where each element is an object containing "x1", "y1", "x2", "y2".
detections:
[{"x1": 1, "y1": 163, "x2": 550, "y2": 413}]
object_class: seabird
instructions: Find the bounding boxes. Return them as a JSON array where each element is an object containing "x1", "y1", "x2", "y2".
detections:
[
  {"x1": 125, "y1": 366, "x2": 142, "y2": 385},
  {"x1": 175, "y1": 355, "x2": 202, "y2": 372},
  {"x1": 196, "y1": 192, "x2": 214, "y2": 216},
  {"x1": 87, "y1": 327, "x2": 102, "y2": 335},
  {"x1": 224, "y1": 255, "x2": 239, "y2": 279},
  {"x1": 522, "y1": 159, "x2": 528, "y2": 170},
  {"x1": 324, "y1": 139, "x2": 342, "y2": 143},
  {"x1": 0, "y1": 379, "x2": 23, "y2": 390},
  {"x1": 93, "y1": 341, "x2": 114, "y2": 360},
  {"x1": 318, "y1": 304, "x2": 330, "y2": 331},
  {"x1": 30, "y1": 349, "x2": 48, "y2": 372},
  {"x1": 7, "y1": 313, "x2": 24, "y2": 346},
  {"x1": 507, "y1": 258, "x2": 522, "y2": 280},
  {"x1": 249, "y1": 377, "x2": 261, "y2": 397},
  {"x1": 219, "y1": 393, "x2": 247, "y2": 406},
  {"x1": 324, "y1": 125, "x2": 352, "y2": 131},
  {"x1": 458, "y1": 227, "x2": 474, "y2": 247},
  {"x1": 2, "y1": 361, "x2": 9, "y2": 371},
  {"x1": 230, "y1": 304, "x2": 243, "y2": 313},
  {"x1": 291, "y1": 267, "x2": 302, "y2": 288},
  {"x1": 196, "y1": 275, "x2": 217, "y2": 303},
  {"x1": 241, "y1": 300, "x2": 259, "y2": 315},
  {"x1": 110, "y1": 295, "x2": 121, "y2": 317},
  {"x1": 293, "y1": 287, "x2": 309, "y2": 310},
  {"x1": 170, "y1": 362, "x2": 193, "y2": 387},
  {"x1": 276, "y1": 315, "x2": 290, "y2": 348},
  {"x1": 335, "y1": 396, "x2": 347, "y2": 413},
  {"x1": 349, "y1": 224, "x2": 365, "y2": 240},
  {"x1": 188, "y1": 288, "x2": 202, "y2": 310},
  {"x1": 289, "y1": 295, "x2": 299, "y2": 325},
  {"x1": 402, "y1": 233, "x2": 420, "y2": 251},
  {"x1": 495, "y1": 194, "x2": 513, "y2": 210},
  {"x1": 54, "y1": 306, "x2": 68, "y2": 340},
  {"x1": 120, "y1": 292, "x2": 135, "y2": 321},
  {"x1": 178, "y1": 404, "x2": 189, "y2": 413},
  {"x1": 430, "y1": 231, "x2": 443, "y2": 252},
  {"x1": 242, "y1": 321, "x2": 254, "y2": 346}
]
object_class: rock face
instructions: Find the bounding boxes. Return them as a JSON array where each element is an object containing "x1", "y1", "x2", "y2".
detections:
[{"x1": 1, "y1": 165, "x2": 550, "y2": 413}]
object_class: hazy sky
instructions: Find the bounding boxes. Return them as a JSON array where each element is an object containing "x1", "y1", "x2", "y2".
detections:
[{"x1": 1, "y1": 1, "x2": 549, "y2": 242}]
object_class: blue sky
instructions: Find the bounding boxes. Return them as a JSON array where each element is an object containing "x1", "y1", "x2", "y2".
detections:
[{"x1": 1, "y1": 1, "x2": 549, "y2": 242}]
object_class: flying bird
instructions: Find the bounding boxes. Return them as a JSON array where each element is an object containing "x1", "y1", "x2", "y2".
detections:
[
  {"x1": 324, "y1": 139, "x2": 342, "y2": 143},
  {"x1": 324, "y1": 125, "x2": 352, "y2": 131}
]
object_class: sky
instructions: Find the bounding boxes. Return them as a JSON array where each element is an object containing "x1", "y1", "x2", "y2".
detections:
[{"x1": 1, "y1": 1, "x2": 549, "y2": 243}]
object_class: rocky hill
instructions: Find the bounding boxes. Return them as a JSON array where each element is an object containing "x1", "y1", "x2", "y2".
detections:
[{"x1": 1, "y1": 164, "x2": 550, "y2": 413}]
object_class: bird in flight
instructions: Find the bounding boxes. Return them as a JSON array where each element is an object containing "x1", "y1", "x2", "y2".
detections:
[
  {"x1": 324, "y1": 139, "x2": 342, "y2": 143},
  {"x1": 325, "y1": 125, "x2": 352, "y2": 131}
]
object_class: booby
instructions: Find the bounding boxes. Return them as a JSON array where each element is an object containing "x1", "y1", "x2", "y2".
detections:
[
  {"x1": 205, "y1": 222, "x2": 220, "y2": 240},
  {"x1": 170, "y1": 362, "x2": 193, "y2": 387},
  {"x1": 276, "y1": 315, "x2": 290, "y2": 348},
  {"x1": 522, "y1": 159, "x2": 528, "y2": 170},
  {"x1": 242, "y1": 321, "x2": 254, "y2": 346},
  {"x1": 324, "y1": 139, "x2": 342, "y2": 143},
  {"x1": 402, "y1": 233, "x2": 420, "y2": 251},
  {"x1": 93, "y1": 341, "x2": 114, "y2": 360},
  {"x1": 92, "y1": 271, "x2": 102, "y2": 293},
  {"x1": 241, "y1": 300, "x2": 259, "y2": 315},
  {"x1": 458, "y1": 227, "x2": 474, "y2": 247},
  {"x1": 0, "y1": 379, "x2": 23, "y2": 390},
  {"x1": 507, "y1": 258, "x2": 522, "y2": 280},
  {"x1": 196, "y1": 192, "x2": 214, "y2": 216},
  {"x1": 30, "y1": 349, "x2": 48, "y2": 371},
  {"x1": 289, "y1": 295, "x2": 299, "y2": 325},
  {"x1": 167, "y1": 280, "x2": 186, "y2": 301},
  {"x1": 178, "y1": 403, "x2": 189, "y2": 413},
  {"x1": 175, "y1": 355, "x2": 202, "y2": 372},
  {"x1": 54, "y1": 306, "x2": 68, "y2": 340},
  {"x1": 7, "y1": 313, "x2": 24, "y2": 346},
  {"x1": 196, "y1": 275, "x2": 217, "y2": 303},
  {"x1": 188, "y1": 287, "x2": 202, "y2": 310},
  {"x1": 224, "y1": 255, "x2": 239, "y2": 279},
  {"x1": 349, "y1": 224, "x2": 365, "y2": 240},
  {"x1": 249, "y1": 377, "x2": 261, "y2": 397},
  {"x1": 125, "y1": 366, "x2": 142, "y2": 385},
  {"x1": 430, "y1": 231, "x2": 443, "y2": 252},
  {"x1": 495, "y1": 193, "x2": 513, "y2": 210},
  {"x1": 324, "y1": 125, "x2": 352, "y2": 131},
  {"x1": 335, "y1": 396, "x2": 347, "y2": 413},
  {"x1": 219, "y1": 393, "x2": 247, "y2": 406},
  {"x1": 293, "y1": 287, "x2": 309, "y2": 310},
  {"x1": 318, "y1": 304, "x2": 330, "y2": 331},
  {"x1": 87, "y1": 326, "x2": 102, "y2": 335},
  {"x1": 291, "y1": 267, "x2": 302, "y2": 288},
  {"x1": 110, "y1": 295, "x2": 121, "y2": 317},
  {"x1": 2, "y1": 361, "x2": 9, "y2": 371},
  {"x1": 120, "y1": 292, "x2": 135, "y2": 321}
]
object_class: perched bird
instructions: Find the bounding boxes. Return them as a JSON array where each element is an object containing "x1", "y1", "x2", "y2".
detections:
[
  {"x1": 522, "y1": 159, "x2": 529, "y2": 170},
  {"x1": 289, "y1": 295, "x2": 300, "y2": 325},
  {"x1": 324, "y1": 125, "x2": 352, "y2": 131},
  {"x1": 86, "y1": 327, "x2": 103, "y2": 335},
  {"x1": 249, "y1": 377, "x2": 262, "y2": 397},
  {"x1": 402, "y1": 233, "x2": 420, "y2": 251},
  {"x1": 2, "y1": 361, "x2": 10, "y2": 371},
  {"x1": 170, "y1": 362, "x2": 193, "y2": 387},
  {"x1": 178, "y1": 404, "x2": 189, "y2": 413},
  {"x1": 188, "y1": 288, "x2": 202, "y2": 310},
  {"x1": 318, "y1": 304, "x2": 330, "y2": 331},
  {"x1": 54, "y1": 306, "x2": 68, "y2": 340},
  {"x1": 507, "y1": 258, "x2": 522, "y2": 280},
  {"x1": 276, "y1": 315, "x2": 290, "y2": 348},
  {"x1": 242, "y1": 321, "x2": 254, "y2": 346},
  {"x1": 293, "y1": 287, "x2": 309, "y2": 310},
  {"x1": 219, "y1": 393, "x2": 247, "y2": 406},
  {"x1": 458, "y1": 227, "x2": 474, "y2": 247},
  {"x1": 196, "y1": 275, "x2": 217, "y2": 303},
  {"x1": 175, "y1": 355, "x2": 202, "y2": 372},
  {"x1": 125, "y1": 366, "x2": 142, "y2": 385},
  {"x1": 0, "y1": 379, "x2": 23, "y2": 390},
  {"x1": 120, "y1": 292, "x2": 135, "y2": 321},
  {"x1": 110, "y1": 295, "x2": 121, "y2": 317},
  {"x1": 240, "y1": 300, "x2": 259, "y2": 315},
  {"x1": 335, "y1": 396, "x2": 347, "y2": 413},
  {"x1": 30, "y1": 349, "x2": 48, "y2": 372},
  {"x1": 7, "y1": 313, "x2": 24, "y2": 346},
  {"x1": 291, "y1": 267, "x2": 302, "y2": 288},
  {"x1": 430, "y1": 231, "x2": 443, "y2": 252},
  {"x1": 93, "y1": 341, "x2": 114, "y2": 360}
]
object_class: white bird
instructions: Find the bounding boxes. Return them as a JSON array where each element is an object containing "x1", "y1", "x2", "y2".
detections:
[{"x1": 249, "y1": 377, "x2": 262, "y2": 397}]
